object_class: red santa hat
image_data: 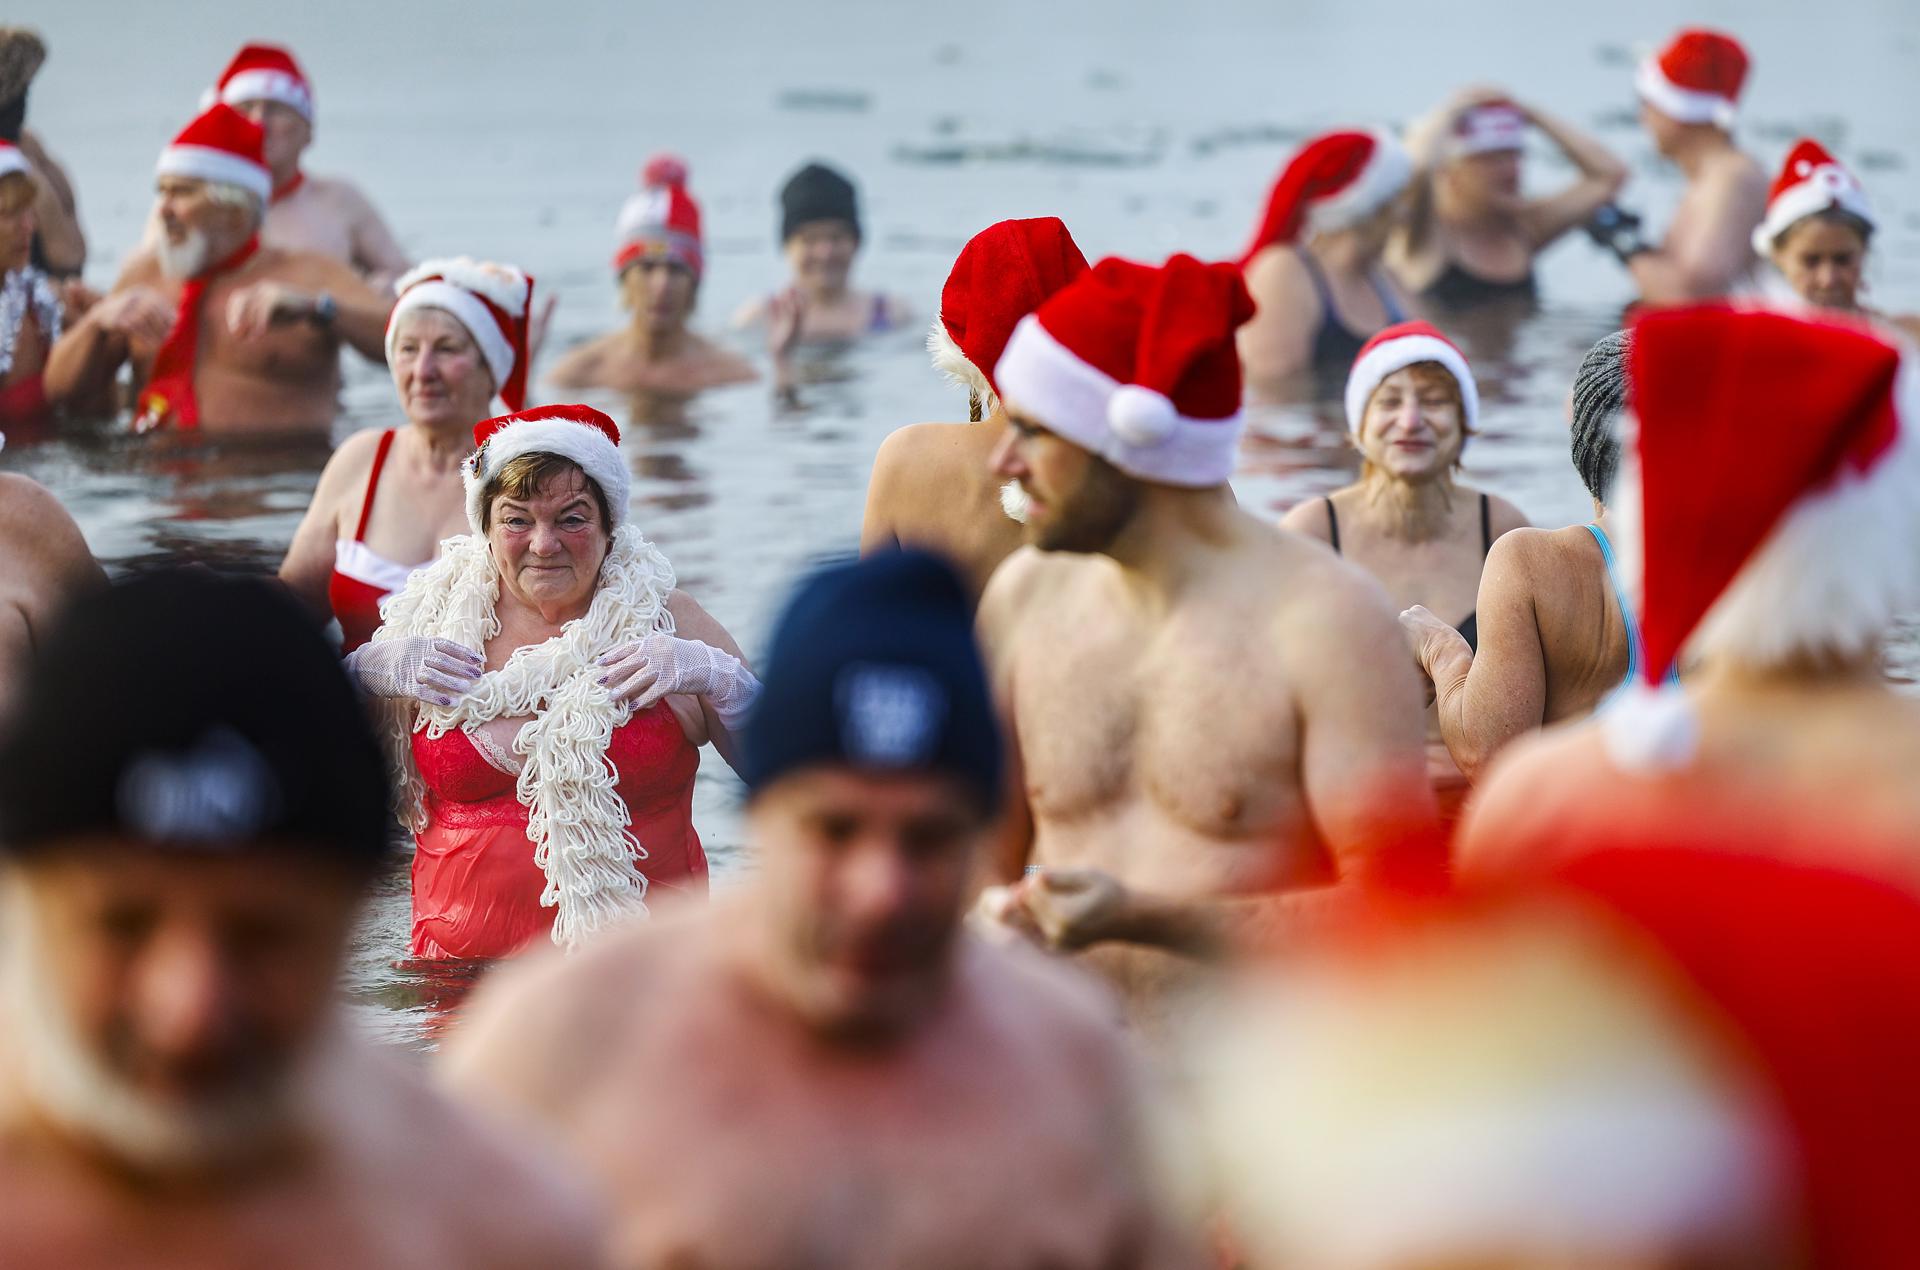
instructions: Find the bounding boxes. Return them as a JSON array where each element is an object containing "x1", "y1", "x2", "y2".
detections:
[
  {"x1": 1604, "y1": 306, "x2": 1920, "y2": 770},
  {"x1": 154, "y1": 103, "x2": 272, "y2": 205},
  {"x1": 1240, "y1": 130, "x2": 1411, "y2": 265},
  {"x1": 928, "y1": 216, "x2": 1090, "y2": 415},
  {"x1": 0, "y1": 140, "x2": 30, "y2": 183},
  {"x1": 993, "y1": 254, "x2": 1255, "y2": 488},
  {"x1": 463, "y1": 404, "x2": 629, "y2": 536},
  {"x1": 204, "y1": 43, "x2": 313, "y2": 121},
  {"x1": 387, "y1": 258, "x2": 535, "y2": 413},
  {"x1": 614, "y1": 154, "x2": 704, "y2": 279},
  {"x1": 1635, "y1": 29, "x2": 1749, "y2": 129},
  {"x1": 1753, "y1": 138, "x2": 1876, "y2": 254},
  {"x1": 1344, "y1": 321, "x2": 1479, "y2": 438},
  {"x1": 1448, "y1": 100, "x2": 1528, "y2": 158}
]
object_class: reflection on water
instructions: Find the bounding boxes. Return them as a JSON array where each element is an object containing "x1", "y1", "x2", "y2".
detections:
[{"x1": 7, "y1": 0, "x2": 1918, "y2": 1049}]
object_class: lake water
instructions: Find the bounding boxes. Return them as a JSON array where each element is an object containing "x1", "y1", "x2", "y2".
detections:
[{"x1": 10, "y1": 0, "x2": 1919, "y2": 1045}]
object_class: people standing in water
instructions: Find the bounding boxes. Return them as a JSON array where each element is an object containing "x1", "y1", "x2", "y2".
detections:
[
  {"x1": 45, "y1": 105, "x2": 391, "y2": 435},
  {"x1": 1236, "y1": 130, "x2": 1416, "y2": 396},
  {"x1": 1752, "y1": 139, "x2": 1920, "y2": 341},
  {"x1": 733, "y1": 160, "x2": 910, "y2": 346},
  {"x1": 1460, "y1": 309, "x2": 1920, "y2": 875},
  {"x1": 1280, "y1": 322, "x2": 1527, "y2": 812},
  {"x1": 546, "y1": 155, "x2": 755, "y2": 395},
  {"x1": 974, "y1": 255, "x2": 1437, "y2": 1030},
  {"x1": 1401, "y1": 330, "x2": 1648, "y2": 782},
  {"x1": 0, "y1": 572, "x2": 605, "y2": 1268},
  {"x1": 348, "y1": 404, "x2": 757, "y2": 960},
  {"x1": 0, "y1": 140, "x2": 74, "y2": 428},
  {"x1": 280, "y1": 257, "x2": 533, "y2": 650},
  {"x1": 0, "y1": 473, "x2": 100, "y2": 714},
  {"x1": 860, "y1": 216, "x2": 1088, "y2": 600},
  {"x1": 193, "y1": 44, "x2": 409, "y2": 289},
  {"x1": 1587, "y1": 29, "x2": 1766, "y2": 305},
  {"x1": 1389, "y1": 89, "x2": 1627, "y2": 308},
  {"x1": 0, "y1": 28, "x2": 84, "y2": 279},
  {"x1": 444, "y1": 550, "x2": 1201, "y2": 1269}
]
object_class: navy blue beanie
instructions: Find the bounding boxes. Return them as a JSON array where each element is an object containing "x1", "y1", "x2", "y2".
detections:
[{"x1": 743, "y1": 550, "x2": 1002, "y2": 813}]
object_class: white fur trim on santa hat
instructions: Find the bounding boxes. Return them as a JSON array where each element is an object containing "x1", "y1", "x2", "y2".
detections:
[
  {"x1": 1344, "y1": 333, "x2": 1480, "y2": 436},
  {"x1": 1635, "y1": 59, "x2": 1737, "y2": 129},
  {"x1": 0, "y1": 147, "x2": 29, "y2": 182},
  {"x1": 463, "y1": 414, "x2": 631, "y2": 536},
  {"x1": 1304, "y1": 130, "x2": 1413, "y2": 239},
  {"x1": 218, "y1": 69, "x2": 313, "y2": 120},
  {"x1": 155, "y1": 144, "x2": 271, "y2": 205},
  {"x1": 1752, "y1": 166, "x2": 1876, "y2": 255},
  {"x1": 386, "y1": 259, "x2": 527, "y2": 394},
  {"x1": 995, "y1": 314, "x2": 1242, "y2": 488},
  {"x1": 927, "y1": 317, "x2": 997, "y2": 416}
]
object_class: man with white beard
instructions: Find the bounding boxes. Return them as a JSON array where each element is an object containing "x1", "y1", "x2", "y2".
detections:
[
  {"x1": 0, "y1": 571, "x2": 605, "y2": 1269},
  {"x1": 45, "y1": 104, "x2": 389, "y2": 435}
]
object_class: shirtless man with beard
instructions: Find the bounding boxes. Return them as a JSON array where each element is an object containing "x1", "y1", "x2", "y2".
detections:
[
  {"x1": 974, "y1": 255, "x2": 1438, "y2": 1022},
  {"x1": 45, "y1": 104, "x2": 388, "y2": 435},
  {"x1": 0, "y1": 571, "x2": 601, "y2": 1269},
  {"x1": 861, "y1": 216, "x2": 1088, "y2": 600}
]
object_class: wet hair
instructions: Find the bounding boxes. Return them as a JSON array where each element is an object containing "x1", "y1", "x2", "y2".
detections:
[
  {"x1": 480, "y1": 453, "x2": 611, "y2": 533},
  {"x1": 1570, "y1": 330, "x2": 1630, "y2": 504},
  {"x1": 1774, "y1": 207, "x2": 1874, "y2": 253}
]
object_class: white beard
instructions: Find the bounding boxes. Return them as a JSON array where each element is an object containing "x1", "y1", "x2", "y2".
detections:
[
  {"x1": 0, "y1": 883, "x2": 305, "y2": 1173},
  {"x1": 999, "y1": 481, "x2": 1031, "y2": 525},
  {"x1": 155, "y1": 229, "x2": 212, "y2": 280}
]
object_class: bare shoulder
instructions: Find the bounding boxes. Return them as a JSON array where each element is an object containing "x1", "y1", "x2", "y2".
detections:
[
  {"x1": 1456, "y1": 718, "x2": 1603, "y2": 874},
  {"x1": 1276, "y1": 494, "x2": 1334, "y2": 541},
  {"x1": 0, "y1": 474, "x2": 92, "y2": 573},
  {"x1": 0, "y1": 473, "x2": 78, "y2": 537},
  {"x1": 875, "y1": 420, "x2": 991, "y2": 486},
  {"x1": 977, "y1": 544, "x2": 1064, "y2": 635},
  {"x1": 305, "y1": 173, "x2": 376, "y2": 212},
  {"x1": 1243, "y1": 244, "x2": 1309, "y2": 301},
  {"x1": 664, "y1": 588, "x2": 744, "y2": 658},
  {"x1": 1476, "y1": 489, "x2": 1532, "y2": 535},
  {"x1": 114, "y1": 248, "x2": 163, "y2": 290}
]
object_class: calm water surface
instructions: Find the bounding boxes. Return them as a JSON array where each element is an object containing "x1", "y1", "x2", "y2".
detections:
[{"x1": 11, "y1": 0, "x2": 1919, "y2": 1045}]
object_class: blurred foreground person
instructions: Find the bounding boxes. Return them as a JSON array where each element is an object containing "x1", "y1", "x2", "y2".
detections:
[
  {"x1": 0, "y1": 139, "x2": 73, "y2": 428},
  {"x1": 0, "y1": 473, "x2": 100, "y2": 714},
  {"x1": 445, "y1": 551, "x2": 1199, "y2": 1269},
  {"x1": 733, "y1": 160, "x2": 910, "y2": 345},
  {"x1": 1461, "y1": 308, "x2": 1920, "y2": 872},
  {"x1": 1401, "y1": 330, "x2": 1649, "y2": 780},
  {"x1": 1753, "y1": 139, "x2": 1920, "y2": 340},
  {"x1": 0, "y1": 572, "x2": 602, "y2": 1268},
  {"x1": 45, "y1": 104, "x2": 390, "y2": 434},
  {"x1": 1192, "y1": 846, "x2": 1920, "y2": 1269},
  {"x1": 860, "y1": 215, "x2": 1088, "y2": 600},
  {"x1": 976, "y1": 256, "x2": 1437, "y2": 1025},
  {"x1": 0, "y1": 27, "x2": 85, "y2": 277},
  {"x1": 196, "y1": 43, "x2": 408, "y2": 288},
  {"x1": 1237, "y1": 130, "x2": 1414, "y2": 395},
  {"x1": 1390, "y1": 88, "x2": 1627, "y2": 308},
  {"x1": 1589, "y1": 29, "x2": 1765, "y2": 305},
  {"x1": 547, "y1": 156, "x2": 754, "y2": 395}
]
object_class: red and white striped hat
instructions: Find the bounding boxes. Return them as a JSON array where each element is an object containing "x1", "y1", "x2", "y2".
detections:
[
  {"x1": 463, "y1": 404, "x2": 629, "y2": 535},
  {"x1": 1635, "y1": 29, "x2": 1749, "y2": 130},
  {"x1": 614, "y1": 154, "x2": 704, "y2": 279},
  {"x1": 388, "y1": 258, "x2": 535, "y2": 413},
  {"x1": 1753, "y1": 139, "x2": 1874, "y2": 254},
  {"x1": 205, "y1": 43, "x2": 313, "y2": 121},
  {"x1": 155, "y1": 104, "x2": 272, "y2": 205},
  {"x1": 1345, "y1": 321, "x2": 1479, "y2": 437}
]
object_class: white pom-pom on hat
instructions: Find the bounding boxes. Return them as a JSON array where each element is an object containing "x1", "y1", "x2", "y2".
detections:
[
  {"x1": 1108, "y1": 384, "x2": 1179, "y2": 446},
  {"x1": 1602, "y1": 682, "x2": 1700, "y2": 772}
]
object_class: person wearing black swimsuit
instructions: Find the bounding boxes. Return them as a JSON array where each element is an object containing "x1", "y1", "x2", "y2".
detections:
[
  {"x1": 1387, "y1": 89, "x2": 1626, "y2": 311},
  {"x1": 1281, "y1": 321, "x2": 1527, "y2": 815}
]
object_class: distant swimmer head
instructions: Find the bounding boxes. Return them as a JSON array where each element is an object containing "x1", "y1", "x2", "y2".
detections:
[
  {"x1": 1240, "y1": 129, "x2": 1412, "y2": 265},
  {"x1": 930, "y1": 216, "x2": 1089, "y2": 421},
  {"x1": 1443, "y1": 99, "x2": 1528, "y2": 208},
  {"x1": 1636, "y1": 28, "x2": 1749, "y2": 146},
  {"x1": 615, "y1": 153, "x2": 704, "y2": 327},
  {"x1": 1346, "y1": 321, "x2": 1480, "y2": 480},
  {"x1": 1757, "y1": 140, "x2": 1876, "y2": 313},
  {"x1": 1570, "y1": 329, "x2": 1631, "y2": 506},
  {"x1": 780, "y1": 161, "x2": 861, "y2": 294},
  {"x1": 205, "y1": 44, "x2": 314, "y2": 174}
]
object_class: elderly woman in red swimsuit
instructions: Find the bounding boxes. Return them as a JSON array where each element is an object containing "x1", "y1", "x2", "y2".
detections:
[
  {"x1": 347, "y1": 403, "x2": 758, "y2": 960},
  {"x1": 280, "y1": 256, "x2": 533, "y2": 650}
]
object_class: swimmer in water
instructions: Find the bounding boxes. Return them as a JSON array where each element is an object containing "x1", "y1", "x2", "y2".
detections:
[
  {"x1": 1460, "y1": 308, "x2": 1920, "y2": 879},
  {"x1": 1752, "y1": 139, "x2": 1920, "y2": 342},
  {"x1": 860, "y1": 216, "x2": 1088, "y2": 601},
  {"x1": 546, "y1": 155, "x2": 756, "y2": 397},
  {"x1": 44, "y1": 104, "x2": 392, "y2": 436},
  {"x1": 443, "y1": 550, "x2": 1201, "y2": 1269},
  {"x1": 1280, "y1": 322, "x2": 1528, "y2": 816},
  {"x1": 974, "y1": 255, "x2": 1437, "y2": 1031},
  {"x1": 0, "y1": 139, "x2": 82, "y2": 428},
  {"x1": 281, "y1": 257, "x2": 534, "y2": 650},
  {"x1": 1389, "y1": 87, "x2": 1628, "y2": 308},
  {"x1": 0, "y1": 571, "x2": 602, "y2": 1268},
  {"x1": 1586, "y1": 29, "x2": 1766, "y2": 306},
  {"x1": 1237, "y1": 130, "x2": 1417, "y2": 398},
  {"x1": 733, "y1": 160, "x2": 911, "y2": 348}
]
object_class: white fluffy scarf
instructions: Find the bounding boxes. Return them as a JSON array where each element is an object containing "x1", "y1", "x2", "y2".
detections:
[{"x1": 372, "y1": 524, "x2": 677, "y2": 950}]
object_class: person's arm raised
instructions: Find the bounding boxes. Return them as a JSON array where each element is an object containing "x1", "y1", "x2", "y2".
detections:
[{"x1": 1515, "y1": 101, "x2": 1630, "y2": 249}]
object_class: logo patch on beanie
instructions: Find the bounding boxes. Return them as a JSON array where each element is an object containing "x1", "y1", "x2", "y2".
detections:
[
  {"x1": 835, "y1": 664, "x2": 947, "y2": 768},
  {"x1": 115, "y1": 727, "x2": 283, "y2": 845}
]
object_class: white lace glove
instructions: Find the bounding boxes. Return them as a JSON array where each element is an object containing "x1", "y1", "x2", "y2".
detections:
[
  {"x1": 597, "y1": 633, "x2": 761, "y2": 730},
  {"x1": 345, "y1": 637, "x2": 484, "y2": 706}
]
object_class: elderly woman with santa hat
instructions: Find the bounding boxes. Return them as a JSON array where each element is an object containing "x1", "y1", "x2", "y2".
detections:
[
  {"x1": 1753, "y1": 139, "x2": 1920, "y2": 342},
  {"x1": 1237, "y1": 130, "x2": 1417, "y2": 396},
  {"x1": 282, "y1": 257, "x2": 536, "y2": 652},
  {"x1": 547, "y1": 155, "x2": 755, "y2": 396},
  {"x1": 346, "y1": 402, "x2": 756, "y2": 960}
]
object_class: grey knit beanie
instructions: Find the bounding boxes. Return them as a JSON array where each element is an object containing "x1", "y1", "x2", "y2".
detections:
[{"x1": 1570, "y1": 329, "x2": 1631, "y2": 504}]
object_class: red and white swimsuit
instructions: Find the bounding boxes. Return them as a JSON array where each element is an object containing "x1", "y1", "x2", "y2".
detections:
[{"x1": 329, "y1": 430, "x2": 425, "y2": 652}]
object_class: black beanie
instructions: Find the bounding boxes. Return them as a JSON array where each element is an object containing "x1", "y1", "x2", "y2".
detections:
[
  {"x1": 780, "y1": 161, "x2": 861, "y2": 244},
  {"x1": 0, "y1": 570, "x2": 393, "y2": 870},
  {"x1": 1571, "y1": 329, "x2": 1631, "y2": 504},
  {"x1": 743, "y1": 550, "x2": 1001, "y2": 813}
]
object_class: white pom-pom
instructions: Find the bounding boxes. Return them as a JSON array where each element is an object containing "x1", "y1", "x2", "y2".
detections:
[
  {"x1": 1601, "y1": 683, "x2": 1699, "y2": 773},
  {"x1": 999, "y1": 480, "x2": 1031, "y2": 524},
  {"x1": 1108, "y1": 385, "x2": 1178, "y2": 446}
]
